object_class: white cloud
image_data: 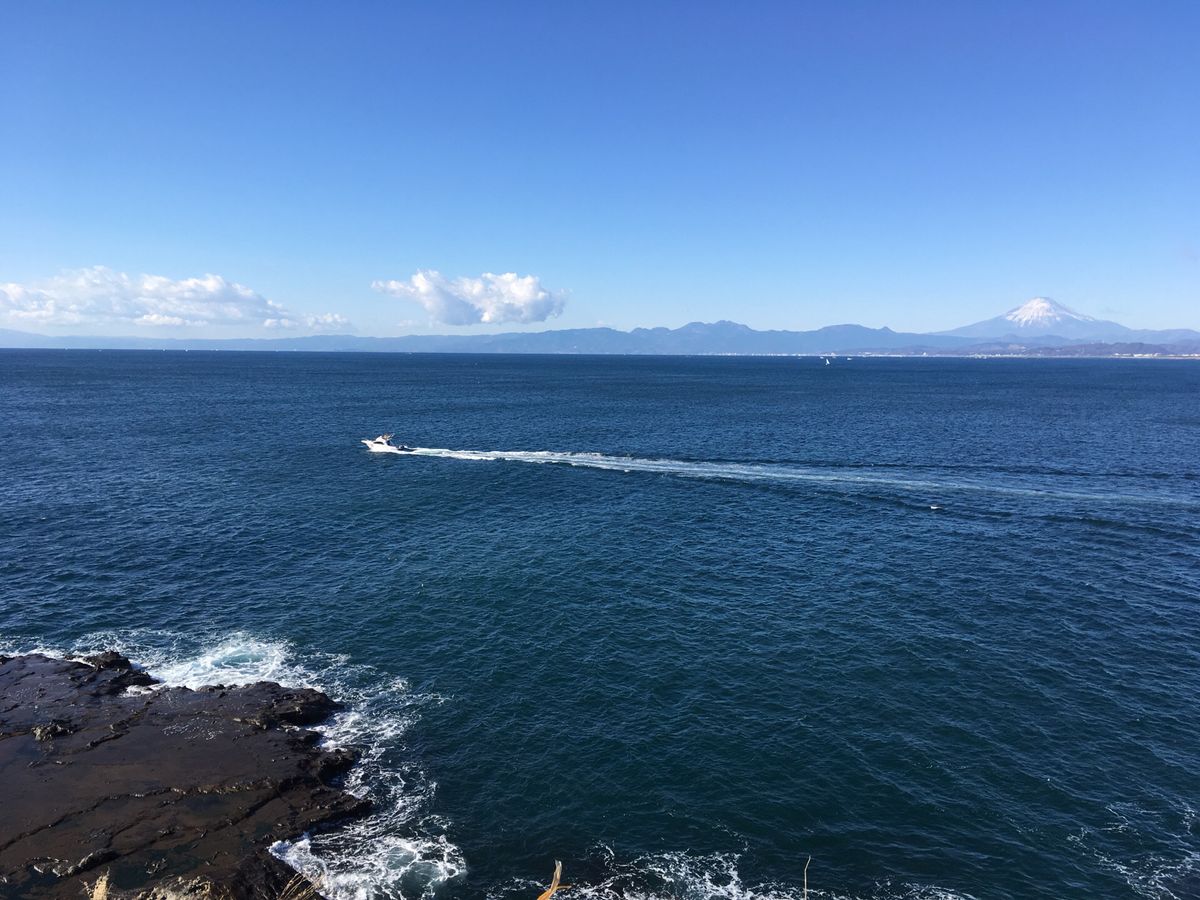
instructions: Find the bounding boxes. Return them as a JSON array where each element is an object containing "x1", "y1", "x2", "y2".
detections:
[
  {"x1": 0, "y1": 266, "x2": 348, "y2": 332},
  {"x1": 372, "y1": 270, "x2": 565, "y2": 325},
  {"x1": 303, "y1": 312, "x2": 352, "y2": 332}
]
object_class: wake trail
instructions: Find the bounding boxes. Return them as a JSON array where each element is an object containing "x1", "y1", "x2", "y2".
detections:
[{"x1": 396, "y1": 447, "x2": 1198, "y2": 508}]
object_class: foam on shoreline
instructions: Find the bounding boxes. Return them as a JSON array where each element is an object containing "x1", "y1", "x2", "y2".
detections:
[
  {"x1": 484, "y1": 849, "x2": 982, "y2": 900},
  {"x1": 0, "y1": 630, "x2": 463, "y2": 900},
  {"x1": 3, "y1": 631, "x2": 1193, "y2": 900}
]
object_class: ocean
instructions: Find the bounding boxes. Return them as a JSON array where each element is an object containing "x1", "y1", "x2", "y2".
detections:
[{"x1": 1, "y1": 350, "x2": 1197, "y2": 900}]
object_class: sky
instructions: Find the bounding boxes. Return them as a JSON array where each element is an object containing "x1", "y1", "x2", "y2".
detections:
[{"x1": 1, "y1": 1, "x2": 1197, "y2": 338}]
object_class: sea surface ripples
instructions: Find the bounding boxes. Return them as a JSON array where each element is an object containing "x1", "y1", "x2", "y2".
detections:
[{"x1": 1, "y1": 352, "x2": 1198, "y2": 900}]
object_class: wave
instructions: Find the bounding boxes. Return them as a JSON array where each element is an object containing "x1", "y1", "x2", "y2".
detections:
[
  {"x1": 1067, "y1": 802, "x2": 1200, "y2": 900},
  {"x1": 0, "y1": 630, "x2": 462, "y2": 900},
  {"x1": 4, "y1": 631, "x2": 1194, "y2": 900},
  {"x1": 386, "y1": 447, "x2": 1198, "y2": 508},
  {"x1": 487, "y1": 850, "x2": 980, "y2": 900},
  {"x1": 0, "y1": 628, "x2": 975, "y2": 900}
]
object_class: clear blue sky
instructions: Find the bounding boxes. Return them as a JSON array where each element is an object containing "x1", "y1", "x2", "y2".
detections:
[{"x1": 1, "y1": 1, "x2": 1197, "y2": 337}]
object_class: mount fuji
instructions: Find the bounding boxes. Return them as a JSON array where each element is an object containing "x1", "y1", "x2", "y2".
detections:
[{"x1": 941, "y1": 297, "x2": 1136, "y2": 341}]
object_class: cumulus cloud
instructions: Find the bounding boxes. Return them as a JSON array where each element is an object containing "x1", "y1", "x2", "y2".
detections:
[
  {"x1": 0, "y1": 266, "x2": 348, "y2": 332},
  {"x1": 371, "y1": 270, "x2": 565, "y2": 325}
]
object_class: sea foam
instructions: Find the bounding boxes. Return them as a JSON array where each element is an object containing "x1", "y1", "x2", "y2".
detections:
[
  {"x1": 486, "y1": 849, "x2": 981, "y2": 900},
  {"x1": 0, "y1": 629, "x2": 462, "y2": 900},
  {"x1": 1, "y1": 629, "x2": 1190, "y2": 900}
]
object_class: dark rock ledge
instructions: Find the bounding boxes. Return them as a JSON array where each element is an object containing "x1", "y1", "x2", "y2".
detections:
[{"x1": 0, "y1": 652, "x2": 369, "y2": 899}]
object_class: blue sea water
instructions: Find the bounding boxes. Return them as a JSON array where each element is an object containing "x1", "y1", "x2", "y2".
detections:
[{"x1": 1, "y1": 350, "x2": 1198, "y2": 900}]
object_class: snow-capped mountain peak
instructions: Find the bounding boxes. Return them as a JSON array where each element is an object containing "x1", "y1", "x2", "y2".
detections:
[
  {"x1": 940, "y1": 297, "x2": 1135, "y2": 341},
  {"x1": 1003, "y1": 297, "x2": 1095, "y2": 327}
]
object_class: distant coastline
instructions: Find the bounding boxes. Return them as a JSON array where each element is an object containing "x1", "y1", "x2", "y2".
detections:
[
  {"x1": 2, "y1": 345, "x2": 1198, "y2": 359},
  {"x1": 3, "y1": 319, "x2": 1199, "y2": 358}
]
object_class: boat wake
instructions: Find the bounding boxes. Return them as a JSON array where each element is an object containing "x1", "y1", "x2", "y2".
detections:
[{"x1": 381, "y1": 447, "x2": 1197, "y2": 508}]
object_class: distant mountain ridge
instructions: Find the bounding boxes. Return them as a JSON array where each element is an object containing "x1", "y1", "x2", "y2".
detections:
[
  {"x1": 0, "y1": 321, "x2": 973, "y2": 354},
  {"x1": 2, "y1": 299, "x2": 1197, "y2": 355}
]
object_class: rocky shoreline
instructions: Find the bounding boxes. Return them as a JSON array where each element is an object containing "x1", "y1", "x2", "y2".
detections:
[{"x1": 0, "y1": 651, "x2": 368, "y2": 899}]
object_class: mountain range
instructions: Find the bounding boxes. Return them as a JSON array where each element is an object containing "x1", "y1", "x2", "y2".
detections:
[{"x1": 2, "y1": 298, "x2": 1197, "y2": 355}]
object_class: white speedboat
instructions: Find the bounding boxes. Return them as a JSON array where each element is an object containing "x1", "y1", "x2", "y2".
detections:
[{"x1": 361, "y1": 434, "x2": 416, "y2": 454}]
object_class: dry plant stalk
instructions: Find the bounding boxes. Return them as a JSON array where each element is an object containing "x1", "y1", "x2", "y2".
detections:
[
  {"x1": 536, "y1": 860, "x2": 571, "y2": 900},
  {"x1": 277, "y1": 872, "x2": 327, "y2": 900}
]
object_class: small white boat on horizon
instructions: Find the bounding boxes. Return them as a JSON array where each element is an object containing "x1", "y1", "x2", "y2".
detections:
[{"x1": 361, "y1": 434, "x2": 416, "y2": 454}]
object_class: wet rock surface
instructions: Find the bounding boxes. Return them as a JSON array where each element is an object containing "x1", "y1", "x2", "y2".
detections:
[{"x1": 0, "y1": 652, "x2": 368, "y2": 898}]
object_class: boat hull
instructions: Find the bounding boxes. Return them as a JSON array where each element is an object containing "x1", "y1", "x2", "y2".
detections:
[{"x1": 361, "y1": 440, "x2": 415, "y2": 454}]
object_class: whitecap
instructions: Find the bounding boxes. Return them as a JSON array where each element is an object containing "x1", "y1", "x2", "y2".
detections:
[{"x1": 488, "y1": 850, "x2": 979, "y2": 900}]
